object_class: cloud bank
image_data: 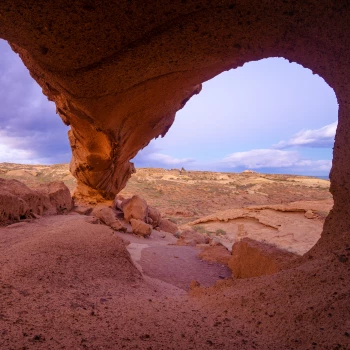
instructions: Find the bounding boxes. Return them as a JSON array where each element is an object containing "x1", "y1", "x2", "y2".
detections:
[
  {"x1": 132, "y1": 142, "x2": 195, "y2": 168},
  {"x1": 221, "y1": 148, "x2": 331, "y2": 173},
  {"x1": 273, "y1": 122, "x2": 337, "y2": 149}
]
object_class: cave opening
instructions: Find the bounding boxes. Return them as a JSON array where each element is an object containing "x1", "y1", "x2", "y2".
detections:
[
  {"x1": 0, "y1": 41, "x2": 339, "y2": 282},
  {"x1": 127, "y1": 57, "x2": 338, "y2": 261}
]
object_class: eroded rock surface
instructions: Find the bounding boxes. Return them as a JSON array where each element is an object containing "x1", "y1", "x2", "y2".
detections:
[
  {"x1": 228, "y1": 238, "x2": 298, "y2": 279},
  {"x1": 91, "y1": 204, "x2": 127, "y2": 231},
  {"x1": 187, "y1": 199, "x2": 333, "y2": 255},
  {"x1": 0, "y1": 178, "x2": 72, "y2": 224},
  {"x1": 122, "y1": 195, "x2": 148, "y2": 223}
]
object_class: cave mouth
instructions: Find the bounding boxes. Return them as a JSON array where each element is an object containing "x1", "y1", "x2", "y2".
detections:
[
  {"x1": 134, "y1": 57, "x2": 337, "y2": 178},
  {"x1": 129, "y1": 57, "x2": 338, "y2": 257},
  {"x1": 0, "y1": 42, "x2": 338, "y2": 259}
]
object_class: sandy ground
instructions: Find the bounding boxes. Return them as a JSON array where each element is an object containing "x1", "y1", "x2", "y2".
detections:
[
  {"x1": 113, "y1": 228, "x2": 231, "y2": 291},
  {"x1": 0, "y1": 214, "x2": 349, "y2": 349}
]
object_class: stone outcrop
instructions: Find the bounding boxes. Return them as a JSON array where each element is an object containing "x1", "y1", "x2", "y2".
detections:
[
  {"x1": 0, "y1": 178, "x2": 72, "y2": 224},
  {"x1": 228, "y1": 238, "x2": 298, "y2": 279},
  {"x1": 186, "y1": 200, "x2": 333, "y2": 255}
]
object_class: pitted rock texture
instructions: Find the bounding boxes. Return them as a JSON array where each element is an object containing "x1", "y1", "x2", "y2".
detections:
[
  {"x1": 228, "y1": 238, "x2": 298, "y2": 279},
  {"x1": 0, "y1": 2, "x2": 349, "y2": 247},
  {"x1": 0, "y1": 179, "x2": 72, "y2": 224},
  {"x1": 35, "y1": 181, "x2": 73, "y2": 214}
]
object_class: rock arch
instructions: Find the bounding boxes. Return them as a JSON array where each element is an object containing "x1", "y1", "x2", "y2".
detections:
[{"x1": 0, "y1": 1, "x2": 349, "y2": 249}]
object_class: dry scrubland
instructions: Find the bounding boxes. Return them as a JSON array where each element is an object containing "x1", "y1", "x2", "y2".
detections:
[
  {"x1": 0, "y1": 163, "x2": 333, "y2": 255},
  {"x1": 1, "y1": 163, "x2": 349, "y2": 350}
]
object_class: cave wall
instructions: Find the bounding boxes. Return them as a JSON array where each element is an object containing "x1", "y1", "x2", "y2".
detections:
[{"x1": 0, "y1": 1, "x2": 349, "y2": 247}]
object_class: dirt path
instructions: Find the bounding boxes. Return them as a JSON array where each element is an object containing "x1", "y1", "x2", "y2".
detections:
[
  {"x1": 140, "y1": 245, "x2": 231, "y2": 290},
  {"x1": 114, "y1": 229, "x2": 232, "y2": 291}
]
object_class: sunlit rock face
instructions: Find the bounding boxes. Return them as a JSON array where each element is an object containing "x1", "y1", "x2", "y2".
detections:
[{"x1": 0, "y1": 1, "x2": 349, "y2": 246}]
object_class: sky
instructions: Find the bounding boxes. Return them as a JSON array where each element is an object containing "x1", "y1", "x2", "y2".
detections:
[{"x1": 0, "y1": 39, "x2": 338, "y2": 175}]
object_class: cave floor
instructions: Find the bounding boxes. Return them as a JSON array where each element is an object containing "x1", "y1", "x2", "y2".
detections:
[{"x1": 0, "y1": 214, "x2": 349, "y2": 349}]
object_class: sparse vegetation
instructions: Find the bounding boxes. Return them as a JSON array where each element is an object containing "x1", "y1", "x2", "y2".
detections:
[
  {"x1": 193, "y1": 225, "x2": 211, "y2": 235},
  {"x1": 215, "y1": 229, "x2": 227, "y2": 235}
]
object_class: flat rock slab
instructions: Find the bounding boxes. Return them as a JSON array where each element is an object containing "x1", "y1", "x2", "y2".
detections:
[{"x1": 140, "y1": 245, "x2": 231, "y2": 291}]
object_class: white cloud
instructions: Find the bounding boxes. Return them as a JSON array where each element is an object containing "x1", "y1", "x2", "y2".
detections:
[
  {"x1": 273, "y1": 122, "x2": 337, "y2": 149},
  {"x1": 222, "y1": 149, "x2": 299, "y2": 169},
  {"x1": 221, "y1": 148, "x2": 331, "y2": 172},
  {"x1": 0, "y1": 143, "x2": 36, "y2": 164},
  {"x1": 133, "y1": 142, "x2": 194, "y2": 168},
  {"x1": 146, "y1": 153, "x2": 194, "y2": 166}
]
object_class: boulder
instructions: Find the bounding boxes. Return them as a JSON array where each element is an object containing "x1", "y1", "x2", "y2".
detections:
[
  {"x1": 0, "y1": 178, "x2": 52, "y2": 216},
  {"x1": 0, "y1": 188, "x2": 28, "y2": 222},
  {"x1": 228, "y1": 238, "x2": 297, "y2": 279},
  {"x1": 0, "y1": 178, "x2": 74, "y2": 224},
  {"x1": 91, "y1": 205, "x2": 127, "y2": 231},
  {"x1": 37, "y1": 181, "x2": 73, "y2": 213},
  {"x1": 130, "y1": 218, "x2": 152, "y2": 237},
  {"x1": 148, "y1": 206, "x2": 162, "y2": 228},
  {"x1": 158, "y1": 218, "x2": 178, "y2": 234},
  {"x1": 176, "y1": 229, "x2": 209, "y2": 246},
  {"x1": 122, "y1": 195, "x2": 148, "y2": 222}
]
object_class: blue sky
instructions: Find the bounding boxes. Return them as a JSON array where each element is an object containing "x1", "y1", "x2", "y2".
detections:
[{"x1": 0, "y1": 39, "x2": 338, "y2": 175}]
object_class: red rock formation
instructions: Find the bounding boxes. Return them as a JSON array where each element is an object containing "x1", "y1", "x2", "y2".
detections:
[
  {"x1": 0, "y1": 179, "x2": 72, "y2": 223},
  {"x1": 0, "y1": 1, "x2": 349, "y2": 249},
  {"x1": 228, "y1": 238, "x2": 297, "y2": 279}
]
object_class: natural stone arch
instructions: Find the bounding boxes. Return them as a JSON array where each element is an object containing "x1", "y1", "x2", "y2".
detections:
[{"x1": 0, "y1": 1, "x2": 349, "y2": 250}]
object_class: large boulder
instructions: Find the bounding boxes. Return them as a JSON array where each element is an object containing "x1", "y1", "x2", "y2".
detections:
[
  {"x1": 0, "y1": 178, "x2": 73, "y2": 224},
  {"x1": 228, "y1": 238, "x2": 297, "y2": 279},
  {"x1": 158, "y1": 218, "x2": 178, "y2": 234},
  {"x1": 0, "y1": 178, "x2": 51, "y2": 217},
  {"x1": 36, "y1": 181, "x2": 73, "y2": 214},
  {"x1": 0, "y1": 188, "x2": 28, "y2": 222},
  {"x1": 122, "y1": 195, "x2": 148, "y2": 222},
  {"x1": 130, "y1": 218, "x2": 152, "y2": 237}
]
